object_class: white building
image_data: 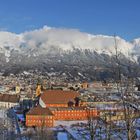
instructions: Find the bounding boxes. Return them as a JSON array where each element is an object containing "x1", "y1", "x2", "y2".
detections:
[{"x1": 0, "y1": 94, "x2": 20, "y2": 108}]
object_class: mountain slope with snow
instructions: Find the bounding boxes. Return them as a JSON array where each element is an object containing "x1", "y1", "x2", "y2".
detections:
[{"x1": 0, "y1": 26, "x2": 140, "y2": 79}]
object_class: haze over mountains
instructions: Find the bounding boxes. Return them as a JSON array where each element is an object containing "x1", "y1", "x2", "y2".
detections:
[{"x1": 0, "y1": 26, "x2": 140, "y2": 80}]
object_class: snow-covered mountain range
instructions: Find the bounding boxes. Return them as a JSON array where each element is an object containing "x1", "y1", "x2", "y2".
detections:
[{"x1": 0, "y1": 26, "x2": 140, "y2": 79}]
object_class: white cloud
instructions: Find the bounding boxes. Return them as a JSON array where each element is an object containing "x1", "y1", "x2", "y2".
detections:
[
  {"x1": 0, "y1": 25, "x2": 137, "y2": 57},
  {"x1": 20, "y1": 25, "x2": 133, "y2": 55}
]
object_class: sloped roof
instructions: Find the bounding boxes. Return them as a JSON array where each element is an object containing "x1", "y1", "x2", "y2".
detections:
[
  {"x1": 41, "y1": 90, "x2": 80, "y2": 104},
  {"x1": 0, "y1": 94, "x2": 20, "y2": 103},
  {"x1": 49, "y1": 106, "x2": 87, "y2": 111},
  {"x1": 27, "y1": 105, "x2": 53, "y2": 116}
]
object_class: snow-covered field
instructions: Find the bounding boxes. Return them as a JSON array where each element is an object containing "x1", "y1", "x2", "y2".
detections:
[
  {"x1": 55, "y1": 120, "x2": 88, "y2": 127},
  {"x1": 57, "y1": 132, "x2": 68, "y2": 140},
  {"x1": 0, "y1": 109, "x2": 7, "y2": 118}
]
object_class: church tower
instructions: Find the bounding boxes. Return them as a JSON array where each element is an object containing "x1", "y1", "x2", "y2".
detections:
[
  {"x1": 15, "y1": 84, "x2": 21, "y2": 94},
  {"x1": 36, "y1": 79, "x2": 42, "y2": 97}
]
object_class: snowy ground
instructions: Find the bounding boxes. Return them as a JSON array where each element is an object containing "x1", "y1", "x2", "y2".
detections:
[
  {"x1": 55, "y1": 120, "x2": 88, "y2": 127},
  {"x1": 57, "y1": 132, "x2": 68, "y2": 140},
  {"x1": 54, "y1": 120, "x2": 136, "y2": 140},
  {"x1": 0, "y1": 108, "x2": 7, "y2": 118}
]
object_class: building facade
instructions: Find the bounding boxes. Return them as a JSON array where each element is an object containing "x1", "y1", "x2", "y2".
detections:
[
  {"x1": 26, "y1": 90, "x2": 98, "y2": 127},
  {"x1": 0, "y1": 94, "x2": 20, "y2": 108}
]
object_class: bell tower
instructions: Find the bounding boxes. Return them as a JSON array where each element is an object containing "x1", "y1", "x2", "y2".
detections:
[
  {"x1": 16, "y1": 83, "x2": 21, "y2": 94},
  {"x1": 36, "y1": 79, "x2": 42, "y2": 97}
]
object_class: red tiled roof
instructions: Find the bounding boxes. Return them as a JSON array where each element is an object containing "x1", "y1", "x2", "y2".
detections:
[
  {"x1": 49, "y1": 106, "x2": 88, "y2": 111},
  {"x1": 41, "y1": 90, "x2": 80, "y2": 104},
  {"x1": 27, "y1": 105, "x2": 53, "y2": 116},
  {"x1": 0, "y1": 94, "x2": 20, "y2": 103}
]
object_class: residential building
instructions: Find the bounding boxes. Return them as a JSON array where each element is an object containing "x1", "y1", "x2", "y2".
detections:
[{"x1": 0, "y1": 94, "x2": 20, "y2": 108}]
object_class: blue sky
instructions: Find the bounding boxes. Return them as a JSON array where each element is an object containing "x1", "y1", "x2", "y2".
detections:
[{"x1": 0, "y1": 0, "x2": 139, "y2": 40}]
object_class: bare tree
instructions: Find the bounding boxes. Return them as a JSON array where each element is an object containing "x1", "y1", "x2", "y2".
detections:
[
  {"x1": 26, "y1": 115, "x2": 54, "y2": 140},
  {"x1": 109, "y1": 35, "x2": 140, "y2": 140}
]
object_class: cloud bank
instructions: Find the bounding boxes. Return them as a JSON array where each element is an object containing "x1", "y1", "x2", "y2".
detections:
[{"x1": 0, "y1": 25, "x2": 138, "y2": 57}]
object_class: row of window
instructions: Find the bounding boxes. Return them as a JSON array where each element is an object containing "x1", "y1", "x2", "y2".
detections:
[
  {"x1": 53, "y1": 110, "x2": 97, "y2": 113},
  {"x1": 55, "y1": 113, "x2": 87, "y2": 116},
  {"x1": 55, "y1": 112, "x2": 97, "y2": 116},
  {"x1": 55, "y1": 117, "x2": 86, "y2": 120},
  {"x1": 0, "y1": 103, "x2": 17, "y2": 107},
  {"x1": 27, "y1": 116, "x2": 53, "y2": 119},
  {"x1": 27, "y1": 120, "x2": 53, "y2": 123}
]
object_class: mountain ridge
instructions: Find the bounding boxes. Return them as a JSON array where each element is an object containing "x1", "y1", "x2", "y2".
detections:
[{"x1": 0, "y1": 26, "x2": 140, "y2": 80}]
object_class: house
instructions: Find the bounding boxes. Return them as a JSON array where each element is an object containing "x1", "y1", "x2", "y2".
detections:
[
  {"x1": 0, "y1": 93, "x2": 20, "y2": 108},
  {"x1": 26, "y1": 105, "x2": 54, "y2": 127}
]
